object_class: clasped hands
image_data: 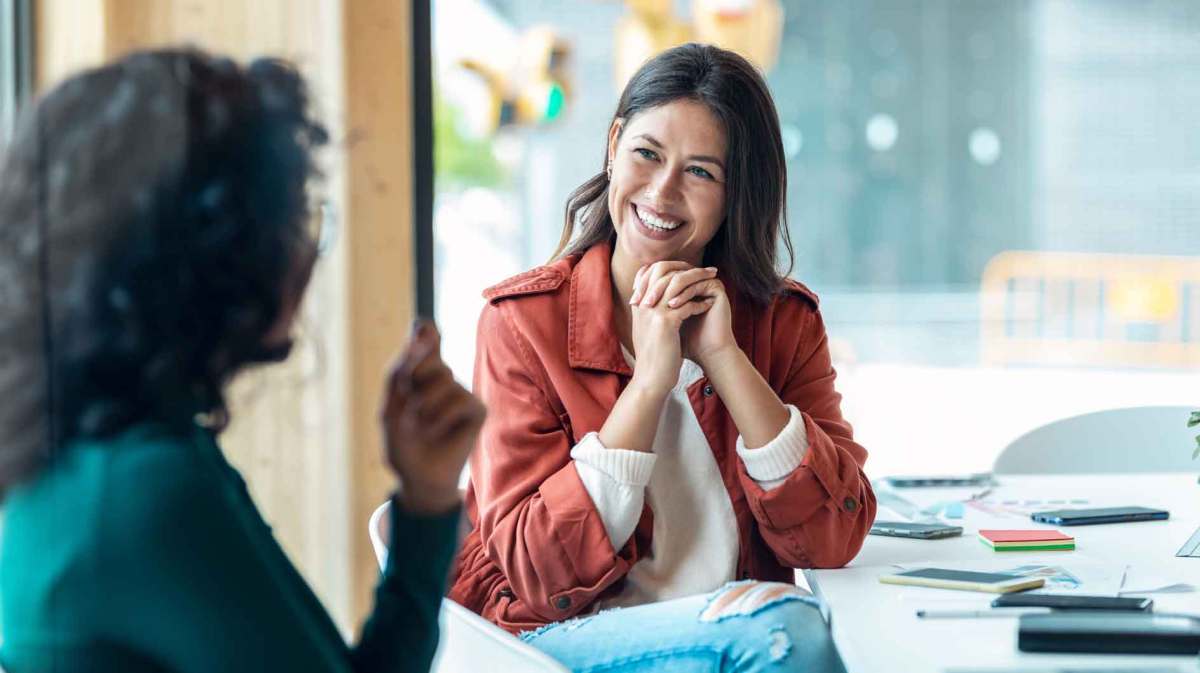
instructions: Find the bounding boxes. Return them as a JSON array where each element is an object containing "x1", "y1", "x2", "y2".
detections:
[{"x1": 626, "y1": 261, "x2": 739, "y2": 397}]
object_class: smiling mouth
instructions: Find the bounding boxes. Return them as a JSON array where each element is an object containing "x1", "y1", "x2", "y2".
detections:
[{"x1": 633, "y1": 203, "x2": 684, "y2": 232}]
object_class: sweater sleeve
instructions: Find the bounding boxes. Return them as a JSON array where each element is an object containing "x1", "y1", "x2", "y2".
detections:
[
  {"x1": 96, "y1": 442, "x2": 459, "y2": 673},
  {"x1": 570, "y1": 432, "x2": 657, "y2": 549},
  {"x1": 736, "y1": 404, "x2": 808, "y2": 491}
]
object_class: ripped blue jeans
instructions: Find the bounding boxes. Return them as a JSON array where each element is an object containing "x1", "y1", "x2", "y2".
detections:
[{"x1": 520, "y1": 581, "x2": 846, "y2": 673}]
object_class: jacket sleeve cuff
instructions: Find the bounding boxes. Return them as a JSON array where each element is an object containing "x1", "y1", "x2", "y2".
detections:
[
  {"x1": 736, "y1": 404, "x2": 808, "y2": 489},
  {"x1": 570, "y1": 432, "x2": 655, "y2": 549}
]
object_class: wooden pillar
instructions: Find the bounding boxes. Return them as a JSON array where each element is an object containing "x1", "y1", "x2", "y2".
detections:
[{"x1": 340, "y1": 0, "x2": 417, "y2": 624}]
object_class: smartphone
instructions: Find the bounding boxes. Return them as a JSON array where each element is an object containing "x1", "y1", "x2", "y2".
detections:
[
  {"x1": 879, "y1": 567, "x2": 1045, "y2": 594},
  {"x1": 993, "y1": 593, "x2": 1153, "y2": 612},
  {"x1": 1030, "y1": 506, "x2": 1169, "y2": 526},
  {"x1": 870, "y1": 521, "x2": 963, "y2": 540},
  {"x1": 883, "y1": 473, "x2": 994, "y2": 488}
]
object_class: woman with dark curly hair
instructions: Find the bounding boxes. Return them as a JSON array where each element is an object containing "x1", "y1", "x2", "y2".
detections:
[{"x1": 0, "y1": 49, "x2": 483, "y2": 672}]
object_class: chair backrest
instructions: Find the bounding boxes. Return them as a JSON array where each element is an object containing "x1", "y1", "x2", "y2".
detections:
[
  {"x1": 993, "y1": 406, "x2": 1200, "y2": 474},
  {"x1": 367, "y1": 501, "x2": 570, "y2": 673},
  {"x1": 980, "y1": 251, "x2": 1200, "y2": 369}
]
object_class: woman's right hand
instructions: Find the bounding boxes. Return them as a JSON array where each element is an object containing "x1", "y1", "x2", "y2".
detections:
[
  {"x1": 626, "y1": 262, "x2": 718, "y2": 396},
  {"x1": 380, "y1": 320, "x2": 486, "y2": 514}
]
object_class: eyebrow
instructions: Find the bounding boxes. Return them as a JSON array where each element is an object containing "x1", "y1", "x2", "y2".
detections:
[{"x1": 633, "y1": 133, "x2": 725, "y2": 171}]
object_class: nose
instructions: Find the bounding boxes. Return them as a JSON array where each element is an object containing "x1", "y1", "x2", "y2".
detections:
[{"x1": 644, "y1": 165, "x2": 682, "y2": 208}]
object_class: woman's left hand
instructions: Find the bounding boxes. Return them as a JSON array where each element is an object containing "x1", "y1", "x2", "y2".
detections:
[{"x1": 636, "y1": 265, "x2": 737, "y2": 366}]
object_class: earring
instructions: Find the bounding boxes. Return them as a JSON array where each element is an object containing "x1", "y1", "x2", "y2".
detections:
[{"x1": 606, "y1": 161, "x2": 613, "y2": 181}]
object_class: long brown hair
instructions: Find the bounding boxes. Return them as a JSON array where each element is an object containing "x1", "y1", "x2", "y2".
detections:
[{"x1": 554, "y1": 43, "x2": 793, "y2": 304}]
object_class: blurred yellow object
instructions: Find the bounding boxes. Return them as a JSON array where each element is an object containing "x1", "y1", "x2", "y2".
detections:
[
  {"x1": 692, "y1": 0, "x2": 783, "y2": 72},
  {"x1": 1108, "y1": 275, "x2": 1179, "y2": 322},
  {"x1": 981, "y1": 251, "x2": 1200, "y2": 369},
  {"x1": 625, "y1": 0, "x2": 675, "y2": 20},
  {"x1": 614, "y1": 8, "x2": 692, "y2": 90},
  {"x1": 457, "y1": 25, "x2": 572, "y2": 133},
  {"x1": 614, "y1": 0, "x2": 783, "y2": 92}
]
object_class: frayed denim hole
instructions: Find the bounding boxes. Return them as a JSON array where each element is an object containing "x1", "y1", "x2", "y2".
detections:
[
  {"x1": 767, "y1": 625, "x2": 792, "y2": 663},
  {"x1": 698, "y1": 582, "x2": 819, "y2": 623},
  {"x1": 697, "y1": 579, "x2": 758, "y2": 620}
]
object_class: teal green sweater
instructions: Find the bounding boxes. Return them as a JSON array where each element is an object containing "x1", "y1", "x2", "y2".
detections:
[{"x1": 0, "y1": 422, "x2": 459, "y2": 672}]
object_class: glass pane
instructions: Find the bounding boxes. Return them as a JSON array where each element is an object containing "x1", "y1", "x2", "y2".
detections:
[{"x1": 432, "y1": 0, "x2": 1200, "y2": 476}]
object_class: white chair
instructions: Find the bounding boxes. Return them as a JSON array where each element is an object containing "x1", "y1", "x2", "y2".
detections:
[
  {"x1": 368, "y1": 501, "x2": 569, "y2": 673},
  {"x1": 993, "y1": 406, "x2": 1200, "y2": 474}
]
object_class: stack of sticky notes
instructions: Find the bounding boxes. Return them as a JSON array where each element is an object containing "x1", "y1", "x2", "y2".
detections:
[{"x1": 978, "y1": 529, "x2": 1075, "y2": 552}]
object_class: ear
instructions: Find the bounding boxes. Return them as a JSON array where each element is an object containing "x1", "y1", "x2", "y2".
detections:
[{"x1": 606, "y1": 117, "x2": 625, "y2": 165}]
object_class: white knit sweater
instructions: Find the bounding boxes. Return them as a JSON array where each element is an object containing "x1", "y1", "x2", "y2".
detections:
[{"x1": 571, "y1": 351, "x2": 809, "y2": 610}]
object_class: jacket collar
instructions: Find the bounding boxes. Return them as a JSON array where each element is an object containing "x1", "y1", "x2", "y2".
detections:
[{"x1": 567, "y1": 241, "x2": 633, "y2": 375}]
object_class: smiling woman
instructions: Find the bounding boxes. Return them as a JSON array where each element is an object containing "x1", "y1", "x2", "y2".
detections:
[
  {"x1": 554, "y1": 43, "x2": 792, "y2": 305},
  {"x1": 448, "y1": 43, "x2": 870, "y2": 673},
  {"x1": 606, "y1": 99, "x2": 727, "y2": 263}
]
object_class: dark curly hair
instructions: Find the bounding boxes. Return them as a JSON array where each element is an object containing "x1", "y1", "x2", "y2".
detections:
[{"x1": 0, "y1": 48, "x2": 328, "y2": 496}]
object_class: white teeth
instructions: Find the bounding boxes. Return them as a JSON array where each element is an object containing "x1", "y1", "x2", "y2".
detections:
[{"x1": 635, "y1": 205, "x2": 682, "y2": 231}]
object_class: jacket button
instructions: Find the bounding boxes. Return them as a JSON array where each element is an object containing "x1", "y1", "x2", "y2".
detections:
[
  {"x1": 843, "y1": 497, "x2": 857, "y2": 512},
  {"x1": 554, "y1": 595, "x2": 572, "y2": 610},
  {"x1": 702, "y1": 384, "x2": 715, "y2": 397}
]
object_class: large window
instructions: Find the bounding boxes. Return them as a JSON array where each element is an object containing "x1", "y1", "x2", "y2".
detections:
[{"x1": 433, "y1": 0, "x2": 1200, "y2": 476}]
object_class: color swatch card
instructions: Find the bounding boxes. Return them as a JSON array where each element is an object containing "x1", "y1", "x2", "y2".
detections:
[{"x1": 979, "y1": 529, "x2": 1075, "y2": 552}]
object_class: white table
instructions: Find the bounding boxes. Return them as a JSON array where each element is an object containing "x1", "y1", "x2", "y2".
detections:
[{"x1": 805, "y1": 473, "x2": 1200, "y2": 672}]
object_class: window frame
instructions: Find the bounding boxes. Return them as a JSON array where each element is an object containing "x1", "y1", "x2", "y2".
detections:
[{"x1": 412, "y1": 0, "x2": 435, "y2": 318}]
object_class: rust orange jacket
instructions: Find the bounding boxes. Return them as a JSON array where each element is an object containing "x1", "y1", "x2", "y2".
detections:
[{"x1": 448, "y1": 242, "x2": 876, "y2": 634}]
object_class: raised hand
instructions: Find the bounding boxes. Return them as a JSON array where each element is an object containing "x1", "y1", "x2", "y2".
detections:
[
  {"x1": 626, "y1": 262, "x2": 718, "y2": 396},
  {"x1": 380, "y1": 320, "x2": 486, "y2": 514},
  {"x1": 632, "y1": 262, "x2": 736, "y2": 368},
  {"x1": 674, "y1": 275, "x2": 735, "y2": 366}
]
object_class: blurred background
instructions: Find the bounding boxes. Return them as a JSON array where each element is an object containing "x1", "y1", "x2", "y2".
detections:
[{"x1": 429, "y1": 0, "x2": 1200, "y2": 478}]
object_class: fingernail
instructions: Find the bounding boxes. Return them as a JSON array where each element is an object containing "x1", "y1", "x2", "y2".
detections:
[
  {"x1": 706, "y1": 267, "x2": 718, "y2": 272},
  {"x1": 668, "y1": 299, "x2": 678, "y2": 307}
]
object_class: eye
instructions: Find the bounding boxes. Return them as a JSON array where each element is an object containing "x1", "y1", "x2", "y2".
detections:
[
  {"x1": 634, "y1": 148, "x2": 658, "y2": 161},
  {"x1": 688, "y1": 166, "x2": 716, "y2": 180}
]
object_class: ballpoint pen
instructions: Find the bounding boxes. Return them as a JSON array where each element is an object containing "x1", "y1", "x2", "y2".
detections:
[{"x1": 916, "y1": 608, "x2": 1052, "y2": 619}]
